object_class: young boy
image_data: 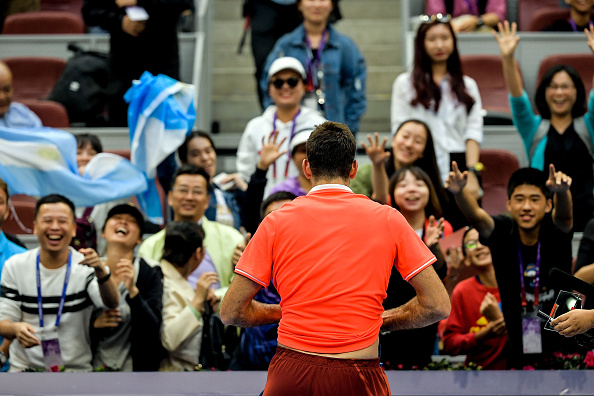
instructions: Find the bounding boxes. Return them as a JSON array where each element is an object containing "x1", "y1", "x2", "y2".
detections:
[{"x1": 446, "y1": 162, "x2": 581, "y2": 368}]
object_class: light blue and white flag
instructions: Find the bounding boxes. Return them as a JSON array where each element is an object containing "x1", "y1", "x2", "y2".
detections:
[
  {"x1": 125, "y1": 71, "x2": 196, "y2": 224},
  {"x1": 0, "y1": 126, "x2": 148, "y2": 207}
]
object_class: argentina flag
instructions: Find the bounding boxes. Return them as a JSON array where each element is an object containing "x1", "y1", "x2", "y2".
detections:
[
  {"x1": 125, "y1": 71, "x2": 196, "y2": 224},
  {"x1": 0, "y1": 126, "x2": 147, "y2": 207}
]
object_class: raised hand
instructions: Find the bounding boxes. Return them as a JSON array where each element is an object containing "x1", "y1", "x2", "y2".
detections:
[
  {"x1": 492, "y1": 20, "x2": 520, "y2": 58},
  {"x1": 545, "y1": 163, "x2": 572, "y2": 193},
  {"x1": 257, "y1": 131, "x2": 288, "y2": 171},
  {"x1": 361, "y1": 132, "x2": 390, "y2": 166},
  {"x1": 586, "y1": 24, "x2": 594, "y2": 54},
  {"x1": 424, "y1": 215, "x2": 445, "y2": 247},
  {"x1": 93, "y1": 309, "x2": 122, "y2": 329},
  {"x1": 444, "y1": 161, "x2": 468, "y2": 194}
]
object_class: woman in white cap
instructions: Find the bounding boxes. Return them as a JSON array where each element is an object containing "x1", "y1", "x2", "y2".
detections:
[{"x1": 236, "y1": 56, "x2": 326, "y2": 197}]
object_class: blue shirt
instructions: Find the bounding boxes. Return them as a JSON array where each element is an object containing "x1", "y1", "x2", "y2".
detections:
[
  {"x1": 0, "y1": 103, "x2": 42, "y2": 129},
  {"x1": 0, "y1": 231, "x2": 27, "y2": 371}
]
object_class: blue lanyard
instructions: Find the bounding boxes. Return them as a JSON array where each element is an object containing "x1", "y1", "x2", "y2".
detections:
[
  {"x1": 517, "y1": 241, "x2": 540, "y2": 309},
  {"x1": 271, "y1": 109, "x2": 301, "y2": 179},
  {"x1": 36, "y1": 251, "x2": 72, "y2": 328}
]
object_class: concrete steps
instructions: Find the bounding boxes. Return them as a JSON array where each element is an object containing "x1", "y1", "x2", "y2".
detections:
[{"x1": 211, "y1": 0, "x2": 401, "y2": 134}]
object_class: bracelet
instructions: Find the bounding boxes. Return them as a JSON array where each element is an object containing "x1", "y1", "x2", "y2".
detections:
[{"x1": 97, "y1": 272, "x2": 111, "y2": 285}]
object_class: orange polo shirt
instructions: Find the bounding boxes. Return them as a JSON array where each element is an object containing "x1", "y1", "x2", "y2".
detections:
[{"x1": 235, "y1": 185, "x2": 436, "y2": 353}]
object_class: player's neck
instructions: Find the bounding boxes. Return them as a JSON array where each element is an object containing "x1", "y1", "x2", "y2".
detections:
[
  {"x1": 299, "y1": 174, "x2": 312, "y2": 193},
  {"x1": 39, "y1": 248, "x2": 70, "y2": 269}
]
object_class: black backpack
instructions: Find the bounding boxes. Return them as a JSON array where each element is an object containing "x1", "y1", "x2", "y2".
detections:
[
  {"x1": 198, "y1": 301, "x2": 239, "y2": 371},
  {"x1": 48, "y1": 43, "x2": 109, "y2": 126}
]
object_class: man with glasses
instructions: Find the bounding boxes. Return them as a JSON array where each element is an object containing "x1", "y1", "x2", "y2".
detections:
[
  {"x1": 442, "y1": 227, "x2": 507, "y2": 370},
  {"x1": 137, "y1": 165, "x2": 244, "y2": 301},
  {"x1": 236, "y1": 56, "x2": 326, "y2": 196}
]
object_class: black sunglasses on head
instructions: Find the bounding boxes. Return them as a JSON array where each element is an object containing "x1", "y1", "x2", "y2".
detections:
[{"x1": 271, "y1": 76, "x2": 301, "y2": 89}]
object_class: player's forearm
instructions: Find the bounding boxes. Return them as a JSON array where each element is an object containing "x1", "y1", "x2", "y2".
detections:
[
  {"x1": 222, "y1": 300, "x2": 281, "y2": 328},
  {"x1": 381, "y1": 296, "x2": 448, "y2": 332}
]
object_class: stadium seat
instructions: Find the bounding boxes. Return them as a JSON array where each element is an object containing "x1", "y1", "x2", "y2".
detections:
[
  {"x1": 40, "y1": 0, "x2": 84, "y2": 16},
  {"x1": 4, "y1": 195, "x2": 37, "y2": 235},
  {"x1": 480, "y1": 149, "x2": 520, "y2": 216},
  {"x1": 2, "y1": 57, "x2": 67, "y2": 101},
  {"x1": 537, "y1": 54, "x2": 594, "y2": 97},
  {"x1": 19, "y1": 99, "x2": 70, "y2": 128},
  {"x1": 529, "y1": 7, "x2": 569, "y2": 32},
  {"x1": 518, "y1": 0, "x2": 559, "y2": 31},
  {"x1": 2, "y1": 11, "x2": 85, "y2": 34}
]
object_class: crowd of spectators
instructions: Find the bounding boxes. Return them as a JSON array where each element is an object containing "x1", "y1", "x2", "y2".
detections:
[{"x1": 3, "y1": 0, "x2": 594, "y2": 374}]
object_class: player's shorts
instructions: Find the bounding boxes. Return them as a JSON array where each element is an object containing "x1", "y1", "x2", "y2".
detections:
[{"x1": 262, "y1": 346, "x2": 391, "y2": 396}]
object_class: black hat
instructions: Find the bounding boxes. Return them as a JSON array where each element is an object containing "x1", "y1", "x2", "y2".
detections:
[{"x1": 104, "y1": 203, "x2": 145, "y2": 237}]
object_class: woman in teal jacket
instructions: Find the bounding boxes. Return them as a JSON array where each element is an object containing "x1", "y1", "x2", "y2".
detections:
[{"x1": 494, "y1": 21, "x2": 594, "y2": 231}]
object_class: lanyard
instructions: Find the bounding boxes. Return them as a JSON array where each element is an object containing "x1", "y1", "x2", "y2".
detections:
[
  {"x1": 271, "y1": 109, "x2": 301, "y2": 179},
  {"x1": 36, "y1": 251, "x2": 72, "y2": 328},
  {"x1": 518, "y1": 241, "x2": 540, "y2": 309},
  {"x1": 305, "y1": 28, "x2": 327, "y2": 92},
  {"x1": 568, "y1": 17, "x2": 594, "y2": 32}
]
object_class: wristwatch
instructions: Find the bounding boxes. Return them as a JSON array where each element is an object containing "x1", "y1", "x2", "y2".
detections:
[
  {"x1": 468, "y1": 162, "x2": 484, "y2": 175},
  {"x1": 476, "y1": 16, "x2": 485, "y2": 28},
  {"x1": 0, "y1": 350, "x2": 7, "y2": 366}
]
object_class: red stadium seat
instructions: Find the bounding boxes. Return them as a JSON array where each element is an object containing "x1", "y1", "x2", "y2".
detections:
[
  {"x1": 2, "y1": 10, "x2": 85, "y2": 34},
  {"x1": 19, "y1": 99, "x2": 70, "y2": 128},
  {"x1": 518, "y1": 0, "x2": 559, "y2": 31},
  {"x1": 2, "y1": 57, "x2": 67, "y2": 101},
  {"x1": 529, "y1": 7, "x2": 569, "y2": 32},
  {"x1": 40, "y1": 0, "x2": 84, "y2": 16},
  {"x1": 480, "y1": 149, "x2": 520, "y2": 216},
  {"x1": 4, "y1": 195, "x2": 37, "y2": 235},
  {"x1": 537, "y1": 54, "x2": 594, "y2": 97}
]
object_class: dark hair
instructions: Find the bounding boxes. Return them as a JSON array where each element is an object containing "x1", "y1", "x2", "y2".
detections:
[
  {"x1": 411, "y1": 20, "x2": 475, "y2": 114},
  {"x1": 177, "y1": 131, "x2": 216, "y2": 164},
  {"x1": 461, "y1": 226, "x2": 474, "y2": 256},
  {"x1": 35, "y1": 194, "x2": 75, "y2": 220},
  {"x1": 306, "y1": 121, "x2": 356, "y2": 180},
  {"x1": 535, "y1": 64, "x2": 586, "y2": 119},
  {"x1": 386, "y1": 119, "x2": 447, "y2": 205},
  {"x1": 389, "y1": 166, "x2": 443, "y2": 218},
  {"x1": 75, "y1": 133, "x2": 103, "y2": 153},
  {"x1": 162, "y1": 221, "x2": 205, "y2": 267},
  {"x1": 260, "y1": 191, "x2": 297, "y2": 220},
  {"x1": 507, "y1": 167, "x2": 551, "y2": 200},
  {"x1": 0, "y1": 177, "x2": 8, "y2": 201},
  {"x1": 171, "y1": 164, "x2": 212, "y2": 192}
]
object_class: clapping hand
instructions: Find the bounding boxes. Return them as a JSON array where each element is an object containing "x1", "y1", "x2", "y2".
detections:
[
  {"x1": 257, "y1": 131, "x2": 287, "y2": 171},
  {"x1": 425, "y1": 215, "x2": 445, "y2": 247}
]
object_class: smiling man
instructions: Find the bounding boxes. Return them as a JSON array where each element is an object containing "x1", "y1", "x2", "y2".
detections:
[
  {"x1": 0, "y1": 61, "x2": 42, "y2": 129},
  {"x1": 0, "y1": 194, "x2": 119, "y2": 372},
  {"x1": 137, "y1": 165, "x2": 244, "y2": 300},
  {"x1": 446, "y1": 163, "x2": 581, "y2": 369}
]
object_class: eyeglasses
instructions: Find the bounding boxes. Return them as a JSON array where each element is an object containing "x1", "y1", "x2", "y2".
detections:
[
  {"x1": 172, "y1": 187, "x2": 206, "y2": 197},
  {"x1": 271, "y1": 76, "x2": 301, "y2": 89},
  {"x1": 547, "y1": 84, "x2": 575, "y2": 91},
  {"x1": 418, "y1": 13, "x2": 451, "y2": 24},
  {"x1": 464, "y1": 240, "x2": 480, "y2": 251}
]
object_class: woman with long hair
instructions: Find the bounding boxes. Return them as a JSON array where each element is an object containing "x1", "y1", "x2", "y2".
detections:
[
  {"x1": 493, "y1": 22, "x2": 594, "y2": 231},
  {"x1": 380, "y1": 166, "x2": 453, "y2": 370},
  {"x1": 391, "y1": 17, "x2": 483, "y2": 190}
]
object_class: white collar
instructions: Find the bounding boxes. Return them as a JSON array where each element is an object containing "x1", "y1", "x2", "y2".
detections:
[{"x1": 309, "y1": 184, "x2": 352, "y2": 193}]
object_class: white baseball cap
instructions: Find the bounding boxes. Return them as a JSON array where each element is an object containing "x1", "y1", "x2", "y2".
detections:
[
  {"x1": 289, "y1": 129, "x2": 313, "y2": 154},
  {"x1": 268, "y1": 57, "x2": 307, "y2": 81}
]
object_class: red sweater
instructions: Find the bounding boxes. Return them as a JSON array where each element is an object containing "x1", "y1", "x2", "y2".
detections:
[{"x1": 442, "y1": 276, "x2": 507, "y2": 370}]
